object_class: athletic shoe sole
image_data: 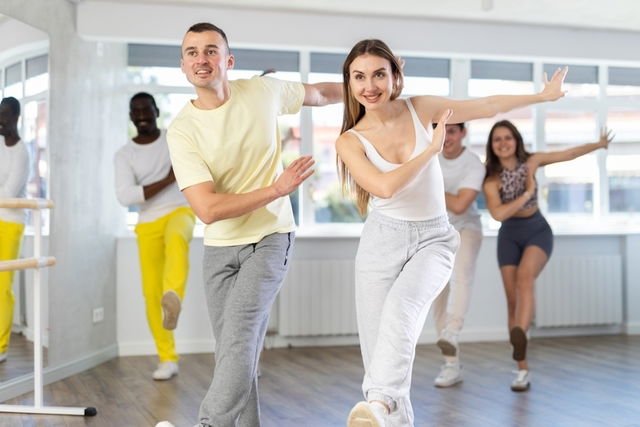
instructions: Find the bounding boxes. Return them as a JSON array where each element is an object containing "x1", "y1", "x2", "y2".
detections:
[
  {"x1": 436, "y1": 338, "x2": 458, "y2": 357},
  {"x1": 510, "y1": 326, "x2": 527, "y2": 361},
  {"x1": 511, "y1": 382, "x2": 531, "y2": 392},
  {"x1": 161, "y1": 291, "x2": 181, "y2": 330},
  {"x1": 347, "y1": 402, "x2": 382, "y2": 427}
]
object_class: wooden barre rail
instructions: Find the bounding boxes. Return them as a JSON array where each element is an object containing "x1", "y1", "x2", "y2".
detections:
[
  {"x1": 0, "y1": 256, "x2": 56, "y2": 272},
  {"x1": 0, "y1": 198, "x2": 54, "y2": 209}
]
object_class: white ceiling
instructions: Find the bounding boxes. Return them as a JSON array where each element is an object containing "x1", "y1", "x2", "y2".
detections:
[{"x1": 71, "y1": 0, "x2": 640, "y2": 33}]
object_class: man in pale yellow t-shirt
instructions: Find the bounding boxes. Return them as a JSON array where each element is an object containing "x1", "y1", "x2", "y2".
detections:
[{"x1": 159, "y1": 23, "x2": 342, "y2": 427}]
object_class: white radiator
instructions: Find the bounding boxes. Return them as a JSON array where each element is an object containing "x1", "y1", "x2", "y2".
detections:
[
  {"x1": 535, "y1": 255, "x2": 623, "y2": 327},
  {"x1": 279, "y1": 259, "x2": 357, "y2": 337}
]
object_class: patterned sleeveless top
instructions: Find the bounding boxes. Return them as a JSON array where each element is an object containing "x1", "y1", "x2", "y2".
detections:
[{"x1": 499, "y1": 162, "x2": 538, "y2": 211}]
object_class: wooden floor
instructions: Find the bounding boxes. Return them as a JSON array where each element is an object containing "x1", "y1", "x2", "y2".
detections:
[{"x1": 1, "y1": 335, "x2": 639, "y2": 426}]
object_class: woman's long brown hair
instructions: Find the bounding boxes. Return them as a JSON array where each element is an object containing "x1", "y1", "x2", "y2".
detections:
[{"x1": 337, "y1": 39, "x2": 404, "y2": 216}]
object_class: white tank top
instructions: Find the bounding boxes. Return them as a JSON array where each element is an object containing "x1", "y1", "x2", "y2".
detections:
[{"x1": 348, "y1": 98, "x2": 446, "y2": 221}]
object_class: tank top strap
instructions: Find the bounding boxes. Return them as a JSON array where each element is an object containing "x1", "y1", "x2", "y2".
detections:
[
  {"x1": 405, "y1": 97, "x2": 432, "y2": 136},
  {"x1": 347, "y1": 129, "x2": 386, "y2": 163}
]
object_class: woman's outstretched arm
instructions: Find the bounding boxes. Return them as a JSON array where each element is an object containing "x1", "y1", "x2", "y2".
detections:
[
  {"x1": 528, "y1": 127, "x2": 613, "y2": 168},
  {"x1": 412, "y1": 67, "x2": 568, "y2": 125}
]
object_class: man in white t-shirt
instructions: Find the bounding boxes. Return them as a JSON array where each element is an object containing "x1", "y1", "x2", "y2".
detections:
[
  {"x1": 0, "y1": 97, "x2": 30, "y2": 363},
  {"x1": 114, "y1": 92, "x2": 195, "y2": 381},
  {"x1": 432, "y1": 122, "x2": 485, "y2": 387}
]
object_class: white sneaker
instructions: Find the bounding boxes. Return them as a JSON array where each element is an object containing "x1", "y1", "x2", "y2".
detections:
[
  {"x1": 347, "y1": 401, "x2": 386, "y2": 427},
  {"x1": 153, "y1": 361, "x2": 179, "y2": 380},
  {"x1": 436, "y1": 329, "x2": 459, "y2": 357},
  {"x1": 511, "y1": 369, "x2": 530, "y2": 392},
  {"x1": 161, "y1": 290, "x2": 182, "y2": 330},
  {"x1": 434, "y1": 362, "x2": 463, "y2": 387}
]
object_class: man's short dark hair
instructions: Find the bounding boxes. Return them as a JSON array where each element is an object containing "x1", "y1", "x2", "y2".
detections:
[
  {"x1": 186, "y1": 22, "x2": 230, "y2": 52},
  {"x1": 432, "y1": 121, "x2": 465, "y2": 130},
  {"x1": 130, "y1": 92, "x2": 158, "y2": 110},
  {"x1": 0, "y1": 97, "x2": 20, "y2": 117}
]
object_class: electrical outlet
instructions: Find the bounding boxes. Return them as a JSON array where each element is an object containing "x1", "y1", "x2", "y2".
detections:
[{"x1": 92, "y1": 307, "x2": 104, "y2": 323}]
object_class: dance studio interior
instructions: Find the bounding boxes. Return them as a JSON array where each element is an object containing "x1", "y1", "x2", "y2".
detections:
[{"x1": 0, "y1": 1, "x2": 638, "y2": 426}]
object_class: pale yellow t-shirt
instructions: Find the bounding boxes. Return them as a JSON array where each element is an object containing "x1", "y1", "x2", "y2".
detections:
[{"x1": 167, "y1": 76, "x2": 305, "y2": 246}]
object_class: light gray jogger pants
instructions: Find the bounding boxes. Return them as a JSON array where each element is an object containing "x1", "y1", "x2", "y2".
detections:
[
  {"x1": 199, "y1": 232, "x2": 293, "y2": 427},
  {"x1": 356, "y1": 211, "x2": 459, "y2": 427}
]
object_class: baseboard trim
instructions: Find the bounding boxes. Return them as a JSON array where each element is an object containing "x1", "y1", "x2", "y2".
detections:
[
  {"x1": 624, "y1": 322, "x2": 640, "y2": 335},
  {"x1": 0, "y1": 344, "x2": 118, "y2": 403}
]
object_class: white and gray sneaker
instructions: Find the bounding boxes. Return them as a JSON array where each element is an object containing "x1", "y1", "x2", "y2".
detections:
[
  {"x1": 0, "y1": 352, "x2": 7, "y2": 363},
  {"x1": 511, "y1": 369, "x2": 530, "y2": 392},
  {"x1": 434, "y1": 362, "x2": 463, "y2": 388},
  {"x1": 153, "y1": 361, "x2": 179, "y2": 381},
  {"x1": 347, "y1": 401, "x2": 387, "y2": 427},
  {"x1": 436, "y1": 329, "x2": 459, "y2": 357}
]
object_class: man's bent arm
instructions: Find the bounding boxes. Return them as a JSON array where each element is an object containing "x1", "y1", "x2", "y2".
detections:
[
  {"x1": 183, "y1": 181, "x2": 281, "y2": 224},
  {"x1": 182, "y1": 155, "x2": 315, "y2": 224}
]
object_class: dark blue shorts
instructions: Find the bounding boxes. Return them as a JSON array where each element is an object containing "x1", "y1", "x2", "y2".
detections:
[{"x1": 497, "y1": 210, "x2": 553, "y2": 267}]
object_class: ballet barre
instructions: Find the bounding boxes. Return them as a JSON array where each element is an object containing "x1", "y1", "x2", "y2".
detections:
[
  {"x1": 0, "y1": 257, "x2": 56, "y2": 272},
  {"x1": 0, "y1": 198, "x2": 97, "y2": 417}
]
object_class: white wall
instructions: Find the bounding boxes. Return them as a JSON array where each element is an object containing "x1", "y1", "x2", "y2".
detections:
[
  {"x1": 0, "y1": 17, "x2": 47, "y2": 62},
  {"x1": 117, "y1": 232, "x2": 637, "y2": 356}
]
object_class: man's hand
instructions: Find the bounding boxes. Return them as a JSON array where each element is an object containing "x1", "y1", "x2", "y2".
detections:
[{"x1": 273, "y1": 155, "x2": 315, "y2": 197}]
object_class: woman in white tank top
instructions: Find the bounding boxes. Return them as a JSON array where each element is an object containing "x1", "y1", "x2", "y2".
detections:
[{"x1": 337, "y1": 39, "x2": 569, "y2": 427}]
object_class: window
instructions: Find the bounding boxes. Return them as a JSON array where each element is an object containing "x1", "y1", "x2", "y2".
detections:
[
  {"x1": 467, "y1": 60, "x2": 535, "y2": 159},
  {"x1": 544, "y1": 110, "x2": 598, "y2": 213},
  {"x1": 124, "y1": 45, "x2": 640, "y2": 232},
  {"x1": 544, "y1": 63, "x2": 599, "y2": 98},
  {"x1": 308, "y1": 53, "x2": 356, "y2": 223},
  {"x1": 607, "y1": 109, "x2": 640, "y2": 213}
]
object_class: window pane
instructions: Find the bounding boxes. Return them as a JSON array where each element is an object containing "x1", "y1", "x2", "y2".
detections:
[
  {"x1": 309, "y1": 72, "x2": 362, "y2": 223},
  {"x1": 607, "y1": 110, "x2": 640, "y2": 212},
  {"x1": 607, "y1": 84, "x2": 640, "y2": 102},
  {"x1": 4, "y1": 82, "x2": 22, "y2": 99},
  {"x1": 561, "y1": 82, "x2": 599, "y2": 98},
  {"x1": 128, "y1": 66, "x2": 191, "y2": 87},
  {"x1": 25, "y1": 72, "x2": 48, "y2": 97},
  {"x1": 544, "y1": 111, "x2": 598, "y2": 213},
  {"x1": 468, "y1": 79, "x2": 534, "y2": 97},
  {"x1": 403, "y1": 76, "x2": 449, "y2": 97}
]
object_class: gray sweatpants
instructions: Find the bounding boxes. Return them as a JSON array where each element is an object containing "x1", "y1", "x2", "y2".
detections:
[
  {"x1": 199, "y1": 232, "x2": 293, "y2": 427},
  {"x1": 356, "y1": 211, "x2": 459, "y2": 427}
]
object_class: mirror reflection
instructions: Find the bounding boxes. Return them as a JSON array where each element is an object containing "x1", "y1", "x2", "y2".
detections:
[{"x1": 0, "y1": 13, "x2": 49, "y2": 384}]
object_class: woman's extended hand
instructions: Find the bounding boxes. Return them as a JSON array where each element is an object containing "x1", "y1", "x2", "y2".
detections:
[
  {"x1": 540, "y1": 66, "x2": 569, "y2": 102},
  {"x1": 428, "y1": 109, "x2": 453, "y2": 154},
  {"x1": 597, "y1": 127, "x2": 614, "y2": 149}
]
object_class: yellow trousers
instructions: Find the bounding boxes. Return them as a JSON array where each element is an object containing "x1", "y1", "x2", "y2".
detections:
[
  {"x1": 135, "y1": 207, "x2": 195, "y2": 362},
  {"x1": 0, "y1": 219, "x2": 25, "y2": 354}
]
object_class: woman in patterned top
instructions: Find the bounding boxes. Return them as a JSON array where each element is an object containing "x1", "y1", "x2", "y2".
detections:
[{"x1": 483, "y1": 119, "x2": 612, "y2": 392}]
